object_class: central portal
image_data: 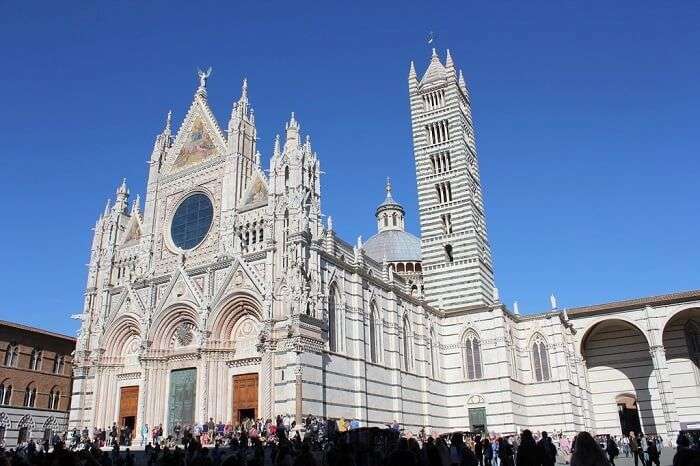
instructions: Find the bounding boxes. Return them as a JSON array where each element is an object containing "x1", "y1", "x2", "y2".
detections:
[
  {"x1": 232, "y1": 373, "x2": 258, "y2": 423},
  {"x1": 118, "y1": 386, "x2": 139, "y2": 437}
]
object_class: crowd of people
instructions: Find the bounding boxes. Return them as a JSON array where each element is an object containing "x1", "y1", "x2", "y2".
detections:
[{"x1": 1, "y1": 415, "x2": 699, "y2": 466}]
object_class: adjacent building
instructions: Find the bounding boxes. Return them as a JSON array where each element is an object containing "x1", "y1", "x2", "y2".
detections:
[
  {"x1": 69, "y1": 49, "x2": 700, "y2": 438},
  {"x1": 0, "y1": 320, "x2": 74, "y2": 447}
]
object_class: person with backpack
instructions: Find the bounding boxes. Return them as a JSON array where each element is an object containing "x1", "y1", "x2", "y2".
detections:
[{"x1": 606, "y1": 435, "x2": 620, "y2": 466}]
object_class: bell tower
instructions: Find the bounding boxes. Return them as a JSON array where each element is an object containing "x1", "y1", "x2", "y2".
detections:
[{"x1": 409, "y1": 49, "x2": 496, "y2": 310}]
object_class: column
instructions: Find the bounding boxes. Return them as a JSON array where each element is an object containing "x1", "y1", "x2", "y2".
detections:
[
  {"x1": 649, "y1": 345, "x2": 680, "y2": 436},
  {"x1": 294, "y1": 350, "x2": 303, "y2": 423}
]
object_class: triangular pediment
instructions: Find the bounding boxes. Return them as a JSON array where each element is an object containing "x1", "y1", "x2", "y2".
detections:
[
  {"x1": 166, "y1": 95, "x2": 227, "y2": 174},
  {"x1": 120, "y1": 214, "x2": 143, "y2": 247},
  {"x1": 240, "y1": 169, "x2": 269, "y2": 209},
  {"x1": 212, "y1": 256, "x2": 265, "y2": 307},
  {"x1": 155, "y1": 267, "x2": 204, "y2": 313}
]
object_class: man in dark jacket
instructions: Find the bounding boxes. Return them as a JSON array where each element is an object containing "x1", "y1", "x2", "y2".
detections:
[{"x1": 537, "y1": 431, "x2": 557, "y2": 466}]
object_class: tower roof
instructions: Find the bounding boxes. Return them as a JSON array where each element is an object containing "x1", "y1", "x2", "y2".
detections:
[
  {"x1": 377, "y1": 177, "x2": 403, "y2": 213},
  {"x1": 420, "y1": 49, "x2": 447, "y2": 85}
]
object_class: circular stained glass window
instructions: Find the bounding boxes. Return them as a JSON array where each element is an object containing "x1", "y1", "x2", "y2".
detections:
[{"x1": 170, "y1": 193, "x2": 213, "y2": 250}]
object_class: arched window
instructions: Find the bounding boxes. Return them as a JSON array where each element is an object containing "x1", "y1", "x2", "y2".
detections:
[
  {"x1": 53, "y1": 355, "x2": 65, "y2": 375},
  {"x1": 369, "y1": 305, "x2": 380, "y2": 363},
  {"x1": 463, "y1": 331, "x2": 483, "y2": 380},
  {"x1": 48, "y1": 387, "x2": 60, "y2": 410},
  {"x1": 30, "y1": 349, "x2": 42, "y2": 371},
  {"x1": 392, "y1": 213, "x2": 397, "y2": 226},
  {"x1": 383, "y1": 214, "x2": 388, "y2": 227},
  {"x1": 3, "y1": 344, "x2": 18, "y2": 367},
  {"x1": 24, "y1": 383, "x2": 37, "y2": 408},
  {"x1": 328, "y1": 286, "x2": 339, "y2": 352},
  {"x1": 531, "y1": 334, "x2": 551, "y2": 382},
  {"x1": 284, "y1": 165, "x2": 290, "y2": 188},
  {"x1": 444, "y1": 244, "x2": 454, "y2": 263},
  {"x1": 402, "y1": 315, "x2": 412, "y2": 371},
  {"x1": 0, "y1": 380, "x2": 11, "y2": 405}
]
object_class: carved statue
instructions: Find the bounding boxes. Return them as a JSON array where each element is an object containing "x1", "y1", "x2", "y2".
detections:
[{"x1": 197, "y1": 67, "x2": 212, "y2": 88}]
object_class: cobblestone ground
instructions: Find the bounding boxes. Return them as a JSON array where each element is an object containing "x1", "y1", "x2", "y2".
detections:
[{"x1": 558, "y1": 448, "x2": 676, "y2": 466}]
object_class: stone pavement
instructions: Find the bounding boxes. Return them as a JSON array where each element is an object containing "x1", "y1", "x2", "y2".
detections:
[{"x1": 557, "y1": 448, "x2": 676, "y2": 466}]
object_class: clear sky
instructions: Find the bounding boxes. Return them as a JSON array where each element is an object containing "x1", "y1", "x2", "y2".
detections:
[{"x1": 0, "y1": 1, "x2": 698, "y2": 335}]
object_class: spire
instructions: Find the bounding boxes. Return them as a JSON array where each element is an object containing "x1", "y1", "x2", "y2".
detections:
[
  {"x1": 513, "y1": 301, "x2": 520, "y2": 316},
  {"x1": 327, "y1": 215, "x2": 333, "y2": 232},
  {"x1": 304, "y1": 135, "x2": 312, "y2": 153},
  {"x1": 432, "y1": 47, "x2": 438, "y2": 59},
  {"x1": 103, "y1": 198, "x2": 112, "y2": 217},
  {"x1": 550, "y1": 293, "x2": 558, "y2": 310},
  {"x1": 445, "y1": 48, "x2": 457, "y2": 79},
  {"x1": 240, "y1": 78, "x2": 248, "y2": 103},
  {"x1": 164, "y1": 110, "x2": 172, "y2": 135},
  {"x1": 273, "y1": 134, "x2": 281, "y2": 158},
  {"x1": 284, "y1": 112, "x2": 300, "y2": 151},
  {"x1": 376, "y1": 177, "x2": 405, "y2": 232},
  {"x1": 115, "y1": 178, "x2": 129, "y2": 213},
  {"x1": 130, "y1": 194, "x2": 141, "y2": 216}
]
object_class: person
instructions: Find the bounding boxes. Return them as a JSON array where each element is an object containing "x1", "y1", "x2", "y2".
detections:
[
  {"x1": 673, "y1": 433, "x2": 698, "y2": 466},
  {"x1": 570, "y1": 431, "x2": 609, "y2": 466},
  {"x1": 537, "y1": 431, "x2": 558, "y2": 466},
  {"x1": 622, "y1": 435, "x2": 630, "y2": 457},
  {"x1": 448, "y1": 433, "x2": 477, "y2": 466},
  {"x1": 630, "y1": 432, "x2": 643, "y2": 466},
  {"x1": 483, "y1": 438, "x2": 493, "y2": 466},
  {"x1": 498, "y1": 437, "x2": 515, "y2": 466},
  {"x1": 136, "y1": 423, "x2": 144, "y2": 447},
  {"x1": 646, "y1": 439, "x2": 660, "y2": 466},
  {"x1": 474, "y1": 435, "x2": 483, "y2": 466},
  {"x1": 517, "y1": 430, "x2": 538, "y2": 466},
  {"x1": 606, "y1": 435, "x2": 620, "y2": 466},
  {"x1": 560, "y1": 434, "x2": 572, "y2": 464}
]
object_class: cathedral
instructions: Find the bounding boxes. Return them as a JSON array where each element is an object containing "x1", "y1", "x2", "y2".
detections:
[{"x1": 70, "y1": 49, "x2": 700, "y2": 438}]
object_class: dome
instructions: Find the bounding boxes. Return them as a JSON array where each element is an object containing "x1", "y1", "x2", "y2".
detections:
[{"x1": 363, "y1": 230, "x2": 421, "y2": 263}]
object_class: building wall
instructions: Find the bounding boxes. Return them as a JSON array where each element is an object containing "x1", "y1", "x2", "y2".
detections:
[{"x1": 0, "y1": 322, "x2": 74, "y2": 447}]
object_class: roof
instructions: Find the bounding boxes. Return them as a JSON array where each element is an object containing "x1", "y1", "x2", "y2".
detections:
[
  {"x1": 420, "y1": 50, "x2": 447, "y2": 85},
  {"x1": 0, "y1": 319, "x2": 76, "y2": 342},
  {"x1": 566, "y1": 289, "x2": 700, "y2": 317},
  {"x1": 362, "y1": 230, "x2": 421, "y2": 263}
]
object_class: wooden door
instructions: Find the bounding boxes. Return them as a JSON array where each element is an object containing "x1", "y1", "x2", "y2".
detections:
[
  {"x1": 232, "y1": 373, "x2": 258, "y2": 422},
  {"x1": 118, "y1": 386, "x2": 139, "y2": 435}
]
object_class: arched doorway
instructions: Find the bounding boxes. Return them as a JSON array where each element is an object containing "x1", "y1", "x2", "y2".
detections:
[
  {"x1": 616, "y1": 394, "x2": 642, "y2": 435},
  {"x1": 581, "y1": 319, "x2": 658, "y2": 435},
  {"x1": 662, "y1": 307, "x2": 700, "y2": 430}
]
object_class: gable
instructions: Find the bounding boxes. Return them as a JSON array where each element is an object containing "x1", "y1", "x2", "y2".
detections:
[
  {"x1": 121, "y1": 216, "x2": 142, "y2": 246},
  {"x1": 165, "y1": 95, "x2": 227, "y2": 175},
  {"x1": 173, "y1": 115, "x2": 217, "y2": 169},
  {"x1": 240, "y1": 171, "x2": 269, "y2": 209}
]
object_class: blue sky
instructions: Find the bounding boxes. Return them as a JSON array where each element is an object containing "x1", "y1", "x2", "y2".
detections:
[{"x1": 0, "y1": 1, "x2": 698, "y2": 335}]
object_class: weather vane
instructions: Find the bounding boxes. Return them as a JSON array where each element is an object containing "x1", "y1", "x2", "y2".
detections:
[{"x1": 427, "y1": 31, "x2": 436, "y2": 46}]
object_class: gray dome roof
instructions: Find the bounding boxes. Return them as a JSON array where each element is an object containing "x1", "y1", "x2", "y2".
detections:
[{"x1": 363, "y1": 230, "x2": 421, "y2": 263}]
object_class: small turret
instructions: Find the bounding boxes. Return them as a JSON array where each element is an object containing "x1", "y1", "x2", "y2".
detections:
[
  {"x1": 375, "y1": 178, "x2": 405, "y2": 232},
  {"x1": 284, "y1": 112, "x2": 300, "y2": 151},
  {"x1": 114, "y1": 178, "x2": 129, "y2": 214}
]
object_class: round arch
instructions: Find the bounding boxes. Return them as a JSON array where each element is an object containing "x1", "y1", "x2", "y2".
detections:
[
  {"x1": 660, "y1": 305, "x2": 700, "y2": 337},
  {"x1": 208, "y1": 292, "x2": 262, "y2": 342},
  {"x1": 580, "y1": 318, "x2": 657, "y2": 435},
  {"x1": 101, "y1": 313, "x2": 141, "y2": 357},
  {"x1": 148, "y1": 304, "x2": 199, "y2": 349},
  {"x1": 578, "y1": 316, "x2": 651, "y2": 357}
]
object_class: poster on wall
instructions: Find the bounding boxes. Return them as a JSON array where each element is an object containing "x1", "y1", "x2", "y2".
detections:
[{"x1": 168, "y1": 368, "x2": 197, "y2": 433}]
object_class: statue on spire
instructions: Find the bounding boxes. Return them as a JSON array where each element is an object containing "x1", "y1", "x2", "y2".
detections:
[{"x1": 197, "y1": 67, "x2": 212, "y2": 89}]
